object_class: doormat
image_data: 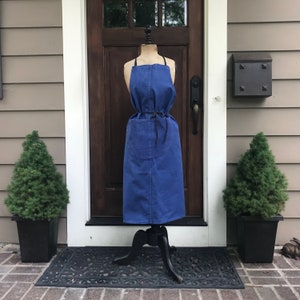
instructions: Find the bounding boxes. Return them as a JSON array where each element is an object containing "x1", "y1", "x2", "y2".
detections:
[{"x1": 36, "y1": 247, "x2": 244, "y2": 289}]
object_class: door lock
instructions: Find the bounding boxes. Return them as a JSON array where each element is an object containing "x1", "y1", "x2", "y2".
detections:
[{"x1": 190, "y1": 76, "x2": 202, "y2": 134}]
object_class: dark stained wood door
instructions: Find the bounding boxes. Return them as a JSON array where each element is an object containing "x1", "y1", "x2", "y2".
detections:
[{"x1": 87, "y1": 0, "x2": 204, "y2": 224}]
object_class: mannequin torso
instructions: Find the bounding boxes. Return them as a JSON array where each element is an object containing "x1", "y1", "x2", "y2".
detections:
[{"x1": 124, "y1": 44, "x2": 175, "y2": 91}]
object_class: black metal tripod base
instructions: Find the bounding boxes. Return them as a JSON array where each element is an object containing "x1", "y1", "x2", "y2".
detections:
[{"x1": 113, "y1": 225, "x2": 183, "y2": 283}]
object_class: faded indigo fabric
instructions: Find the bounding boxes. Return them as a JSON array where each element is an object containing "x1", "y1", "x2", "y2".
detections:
[{"x1": 123, "y1": 63, "x2": 185, "y2": 224}]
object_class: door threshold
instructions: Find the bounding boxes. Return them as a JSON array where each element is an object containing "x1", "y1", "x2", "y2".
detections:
[{"x1": 86, "y1": 217, "x2": 207, "y2": 226}]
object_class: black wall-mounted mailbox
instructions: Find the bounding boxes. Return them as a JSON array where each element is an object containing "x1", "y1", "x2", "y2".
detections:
[{"x1": 232, "y1": 53, "x2": 272, "y2": 97}]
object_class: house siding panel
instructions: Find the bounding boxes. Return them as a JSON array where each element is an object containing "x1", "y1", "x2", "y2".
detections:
[
  {"x1": 0, "y1": 193, "x2": 9, "y2": 216},
  {"x1": 0, "y1": 0, "x2": 66, "y2": 243},
  {"x1": 228, "y1": 109, "x2": 300, "y2": 135},
  {"x1": 0, "y1": 218, "x2": 67, "y2": 244},
  {"x1": 284, "y1": 192, "x2": 300, "y2": 217},
  {"x1": 228, "y1": 0, "x2": 300, "y2": 23},
  {"x1": 228, "y1": 23, "x2": 300, "y2": 51},
  {"x1": 227, "y1": 0, "x2": 300, "y2": 245},
  {"x1": 227, "y1": 165, "x2": 300, "y2": 192},
  {"x1": 227, "y1": 136, "x2": 300, "y2": 164},
  {"x1": 271, "y1": 52, "x2": 300, "y2": 79},
  {"x1": 3, "y1": 56, "x2": 63, "y2": 83},
  {"x1": 0, "y1": 84, "x2": 64, "y2": 111},
  {"x1": 0, "y1": 165, "x2": 66, "y2": 193},
  {"x1": 0, "y1": 191, "x2": 67, "y2": 219},
  {"x1": 1, "y1": 0, "x2": 62, "y2": 28},
  {"x1": 1, "y1": 28, "x2": 63, "y2": 55},
  {"x1": 228, "y1": 52, "x2": 300, "y2": 80},
  {"x1": 277, "y1": 219, "x2": 300, "y2": 245},
  {"x1": 0, "y1": 138, "x2": 66, "y2": 164},
  {"x1": 228, "y1": 80, "x2": 300, "y2": 108},
  {"x1": 0, "y1": 111, "x2": 65, "y2": 137}
]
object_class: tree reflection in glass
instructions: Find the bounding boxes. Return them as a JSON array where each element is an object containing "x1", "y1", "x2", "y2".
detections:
[{"x1": 103, "y1": 0, "x2": 187, "y2": 28}]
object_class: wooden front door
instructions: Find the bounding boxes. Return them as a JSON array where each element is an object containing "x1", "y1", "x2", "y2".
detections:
[{"x1": 87, "y1": 0, "x2": 204, "y2": 225}]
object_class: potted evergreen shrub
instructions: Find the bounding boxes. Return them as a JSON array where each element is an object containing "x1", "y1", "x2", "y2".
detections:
[
  {"x1": 5, "y1": 130, "x2": 69, "y2": 262},
  {"x1": 223, "y1": 132, "x2": 288, "y2": 263}
]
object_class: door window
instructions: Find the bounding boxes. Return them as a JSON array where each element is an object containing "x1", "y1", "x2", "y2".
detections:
[{"x1": 104, "y1": 0, "x2": 187, "y2": 28}]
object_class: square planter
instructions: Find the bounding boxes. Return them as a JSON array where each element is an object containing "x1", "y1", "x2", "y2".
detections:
[
  {"x1": 237, "y1": 215, "x2": 283, "y2": 263},
  {"x1": 15, "y1": 218, "x2": 58, "y2": 262}
]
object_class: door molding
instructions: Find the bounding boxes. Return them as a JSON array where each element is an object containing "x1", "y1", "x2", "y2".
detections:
[{"x1": 62, "y1": 0, "x2": 227, "y2": 247}]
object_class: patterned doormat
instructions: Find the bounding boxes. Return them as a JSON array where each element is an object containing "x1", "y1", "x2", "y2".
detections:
[{"x1": 36, "y1": 247, "x2": 244, "y2": 289}]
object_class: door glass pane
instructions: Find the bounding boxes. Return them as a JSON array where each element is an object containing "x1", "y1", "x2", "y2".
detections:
[
  {"x1": 162, "y1": 0, "x2": 187, "y2": 27},
  {"x1": 104, "y1": 0, "x2": 128, "y2": 28},
  {"x1": 104, "y1": 0, "x2": 187, "y2": 28},
  {"x1": 133, "y1": 0, "x2": 158, "y2": 27}
]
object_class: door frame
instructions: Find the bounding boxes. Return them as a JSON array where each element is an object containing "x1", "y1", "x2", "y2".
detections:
[{"x1": 62, "y1": 0, "x2": 227, "y2": 247}]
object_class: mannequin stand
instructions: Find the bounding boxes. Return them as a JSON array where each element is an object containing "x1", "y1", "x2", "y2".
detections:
[{"x1": 113, "y1": 225, "x2": 183, "y2": 283}]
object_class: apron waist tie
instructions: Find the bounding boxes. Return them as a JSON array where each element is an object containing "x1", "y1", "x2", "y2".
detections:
[{"x1": 142, "y1": 112, "x2": 169, "y2": 144}]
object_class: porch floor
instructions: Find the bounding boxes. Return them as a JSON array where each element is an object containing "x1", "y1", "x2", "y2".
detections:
[{"x1": 1, "y1": 244, "x2": 300, "y2": 300}]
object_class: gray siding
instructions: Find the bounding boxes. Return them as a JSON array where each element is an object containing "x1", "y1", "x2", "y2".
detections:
[
  {"x1": 0, "y1": 0, "x2": 66, "y2": 243},
  {"x1": 228, "y1": 0, "x2": 300, "y2": 245}
]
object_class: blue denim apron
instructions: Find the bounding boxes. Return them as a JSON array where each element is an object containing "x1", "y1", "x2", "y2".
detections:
[{"x1": 123, "y1": 59, "x2": 185, "y2": 224}]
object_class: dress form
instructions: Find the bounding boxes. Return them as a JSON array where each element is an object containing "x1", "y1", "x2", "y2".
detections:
[
  {"x1": 114, "y1": 32, "x2": 183, "y2": 282},
  {"x1": 124, "y1": 44, "x2": 176, "y2": 91}
]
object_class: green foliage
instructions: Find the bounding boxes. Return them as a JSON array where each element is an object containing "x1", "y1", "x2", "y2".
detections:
[
  {"x1": 5, "y1": 131, "x2": 69, "y2": 221},
  {"x1": 223, "y1": 132, "x2": 288, "y2": 218}
]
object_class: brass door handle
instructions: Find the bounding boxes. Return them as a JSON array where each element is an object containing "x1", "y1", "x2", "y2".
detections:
[
  {"x1": 192, "y1": 101, "x2": 199, "y2": 134},
  {"x1": 190, "y1": 76, "x2": 202, "y2": 135}
]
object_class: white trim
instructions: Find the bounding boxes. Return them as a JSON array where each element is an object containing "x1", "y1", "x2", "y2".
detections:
[{"x1": 62, "y1": 0, "x2": 227, "y2": 247}]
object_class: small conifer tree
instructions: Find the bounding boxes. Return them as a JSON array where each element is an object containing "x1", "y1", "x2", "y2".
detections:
[
  {"x1": 5, "y1": 130, "x2": 69, "y2": 221},
  {"x1": 223, "y1": 132, "x2": 288, "y2": 218}
]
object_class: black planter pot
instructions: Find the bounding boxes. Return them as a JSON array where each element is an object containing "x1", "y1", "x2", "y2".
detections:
[
  {"x1": 237, "y1": 215, "x2": 283, "y2": 263},
  {"x1": 15, "y1": 218, "x2": 58, "y2": 262}
]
